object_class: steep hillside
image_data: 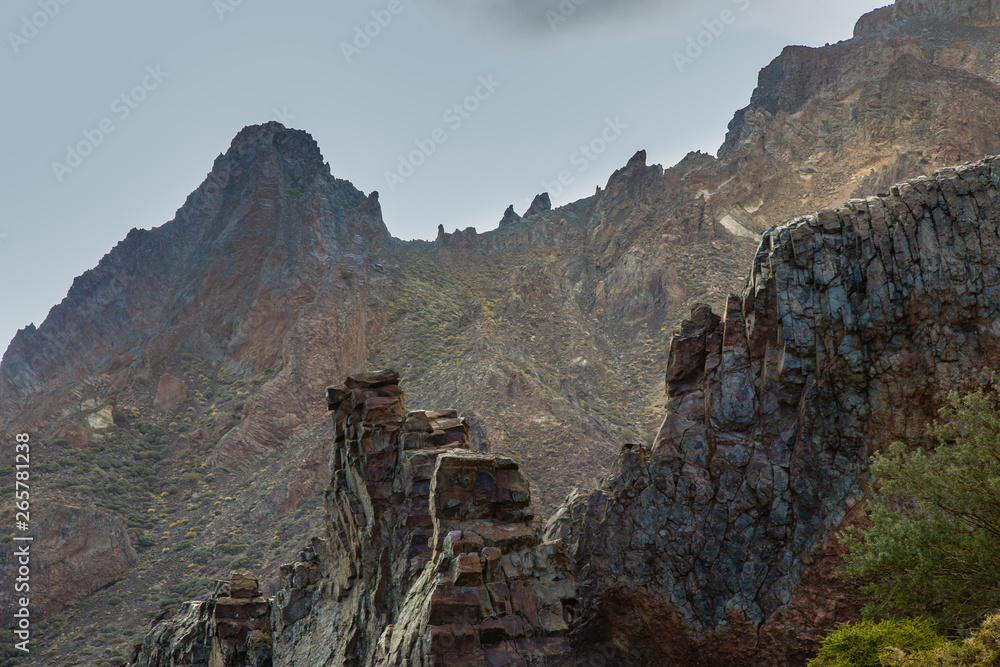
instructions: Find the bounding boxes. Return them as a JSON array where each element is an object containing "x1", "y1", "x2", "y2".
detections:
[
  {"x1": 697, "y1": 0, "x2": 1000, "y2": 231},
  {"x1": 0, "y1": 127, "x2": 756, "y2": 665}
]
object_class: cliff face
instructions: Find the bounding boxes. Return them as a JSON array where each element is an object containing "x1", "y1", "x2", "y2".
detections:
[
  {"x1": 14, "y1": 2, "x2": 1000, "y2": 661},
  {"x1": 549, "y1": 159, "x2": 1000, "y2": 664},
  {"x1": 271, "y1": 371, "x2": 577, "y2": 666},
  {"x1": 710, "y1": 0, "x2": 1000, "y2": 233},
  {"x1": 0, "y1": 504, "x2": 138, "y2": 623}
]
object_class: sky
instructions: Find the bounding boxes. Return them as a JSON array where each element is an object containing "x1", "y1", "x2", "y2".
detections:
[{"x1": 0, "y1": 0, "x2": 889, "y2": 356}]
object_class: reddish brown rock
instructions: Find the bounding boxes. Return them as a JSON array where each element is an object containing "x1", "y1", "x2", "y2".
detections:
[
  {"x1": 0, "y1": 504, "x2": 137, "y2": 623},
  {"x1": 267, "y1": 372, "x2": 576, "y2": 666},
  {"x1": 153, "y1": 374, "x2": 186, "y2": 411},
  {"x1": 130, "y1": 570, "x2": 272, "y2": 667},
  {"x1": 228, "y1": 569, "x2": 260, "y2": 599}
]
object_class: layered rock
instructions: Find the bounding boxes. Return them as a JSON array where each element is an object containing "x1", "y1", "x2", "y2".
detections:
[
  {"x1": 130, "y1": 570, "x2": 272, "y2": 667},
  {"x1": 550, "y1": 158, "x2": 1000, "y2": 663},
  {"x1": 383, "y1": 451, "x2": 576, "y2": 665},
  {"x1": 0, "y1": 504, "x2": 137, "y2": 623},
  {"x1": 713, "y1": 0, "x2": 1000, "y2": 233},
  {"x1": 270, "y1": 371, "x2": 575, "y2": 666}
]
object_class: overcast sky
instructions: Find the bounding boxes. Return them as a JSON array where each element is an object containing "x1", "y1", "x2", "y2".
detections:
[{"x1": 0, "y1": 0, "x2": 889, "y2": 355}]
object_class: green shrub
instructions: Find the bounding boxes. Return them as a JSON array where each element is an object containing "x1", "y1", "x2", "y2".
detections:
[
  {"x1": 940, "y1": 613, "x2": 1000, "y2": 666},
  {"x1": 809, "y1": 618, "x2": 946, "y2": 667},
  {"x1": 875, "y1": 613, "x2": 1000, "y2": 666},
  {"x1": 843, "y1": 386, "x2": 1000, "y2": 628}
]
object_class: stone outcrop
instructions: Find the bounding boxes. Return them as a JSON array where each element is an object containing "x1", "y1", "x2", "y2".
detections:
[
  {"x1": 383, "y1": 450, "x2": 576, "y2": 665},
  {"x1": 153, "y1": 374, "x2": 187, "y2": 411},
  {"x1": 523, "y1": 193, "x2": 552, "y2": 219},
  {"x1": 548, "y1": 158, "x2": 1000, "y2": 664},
  {"x1": 498, "y1": 204, "x2": 521, "y2": 227},
  {"x1": 264, "y1": 371, "x2": 576, "y2": 666},
  {"x1": 0, "y1": 504, "x2": 137, "y2": 623},
  {"x1": 130, "y1": 570, "x2": 273, "y2": 667},
  {"x1": 435, "y1": 224, "x2": 483, "y2": 252}
]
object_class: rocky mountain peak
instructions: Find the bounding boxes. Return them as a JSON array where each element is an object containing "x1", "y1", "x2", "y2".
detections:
[
  {"x1": 227, "y1": 121, "x2": 325, "y2": 167},
  {"x1": 498, "y1": 204, "x2": 521, "y2": 227},
  {"x1": 523, "y1": 192, "x2": 552, "y2": 218},
  {"x1": 0, "y1": 122, "x2": 388, "y2": 432}
]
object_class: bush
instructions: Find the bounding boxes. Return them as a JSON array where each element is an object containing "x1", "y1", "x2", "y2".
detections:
[
  {"x1": 874, "y1": 613, "x2": 1000, "y2": 666},
  {"x1": 940, "y1": 613, "x2": 1000, "y2": 666},
  {"x1": 843, "y1": 386, "x2": 1000, "y2": 628},
  {"x1": 809, "y1": 618, "x2": 946, "y2": 667}
]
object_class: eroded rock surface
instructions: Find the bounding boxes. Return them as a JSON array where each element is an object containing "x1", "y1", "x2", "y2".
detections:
[
  {"x1": 551, "y1": 158, "x2": 1000, "y2": 664},
  {"x1": 266, "y1": 371, "x2": 575, "y2": 666},
  {"x1": 0, "y1": 504, "x2": 137, "y2": 623},
  {"x1": 130, "y1": 570, "x2": 272, "y2": 667}
]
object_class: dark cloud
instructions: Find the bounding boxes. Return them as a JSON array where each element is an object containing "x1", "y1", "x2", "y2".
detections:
[{"x1": 427, "y1": 0, "x2": 672, "y2": 37}]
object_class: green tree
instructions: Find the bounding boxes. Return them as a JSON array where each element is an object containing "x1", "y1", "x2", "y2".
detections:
[{"x1": 844, "y1": 386, "x2": 1000, "y2": 628}]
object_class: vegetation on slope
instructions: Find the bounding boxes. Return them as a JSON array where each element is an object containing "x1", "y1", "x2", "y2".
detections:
[{"x1": 812, "y1": 381, "x2": 1000, "y2": 665}]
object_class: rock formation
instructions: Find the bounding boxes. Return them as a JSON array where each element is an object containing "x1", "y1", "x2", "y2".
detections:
[
  {"x1": 0, "y1": 504, "x2": 137, "y2": 623},
  {"x1": 18, "y1": 2, "x2": 1000, "y2": 659},
  {"x1": 547, "y1": 158, "x2": 1000, "y2": 664},
  {"x1": 712, "y1": 0, "x2": 1000, "y2": 233},
  {"x1": 130, "y1": 570, "x2": 272, "y2": 667},
  {"x1": 257, "y1": 370, "x2": 574, "y2": 666},
  {"x1": 0, "y1": 121, "x2": 386, "y2": 466},
  {"x1": 153, "y1": 374, "x2": 186, "y2": 411},
  {"x1": 126, "y1": 155, "x2": 1000, "y2": 665},
  {"x1": 498, "y1": 204, "x2": 521, "y2": 227},
  {"x1": 523, "y1": 193, "x2": 552, "y2": 219}
]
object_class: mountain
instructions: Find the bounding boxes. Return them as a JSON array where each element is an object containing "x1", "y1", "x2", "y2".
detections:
[
  {"x1": 125, "y1": 155, "x2": 1000, "y2": 666},
  {"x1": 7, "y1": 0, "x2": 1000, "y2": 663},
  {"x1": 704, "y1": 0, "x2": 1000, "y2": 231}
]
